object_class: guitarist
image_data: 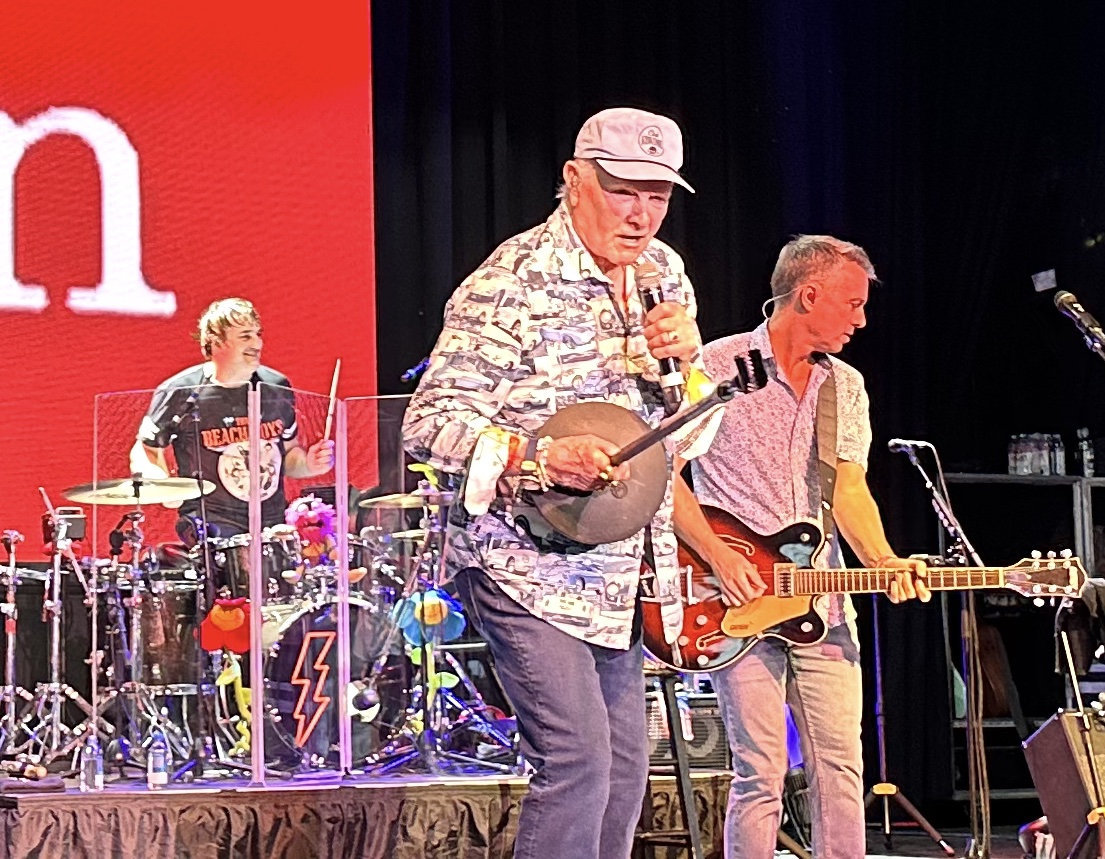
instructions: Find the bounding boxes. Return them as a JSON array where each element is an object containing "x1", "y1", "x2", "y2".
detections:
[{"x1": 673, "y1": 235, "x2": 930, "y2": 859}]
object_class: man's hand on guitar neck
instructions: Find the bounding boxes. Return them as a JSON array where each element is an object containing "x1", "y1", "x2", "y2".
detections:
[{"x1": 877, "y1": 555, "x2": 931, "y2": 604}]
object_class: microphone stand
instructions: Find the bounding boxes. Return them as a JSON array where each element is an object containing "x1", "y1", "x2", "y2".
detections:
[
  {"x1": 898, "y1": 444, "x2": 991, "y2": 859},
  {"x1": 174, "y1": 387, "x2": 214, "y2": 781}
]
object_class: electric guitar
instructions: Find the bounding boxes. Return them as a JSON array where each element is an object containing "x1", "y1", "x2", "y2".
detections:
[{"x1": 640, "y1": 505, "x2": 1086, "y2": 672}]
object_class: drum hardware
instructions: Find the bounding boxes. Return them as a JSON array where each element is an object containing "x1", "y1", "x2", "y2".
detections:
[
  {"x1": 61, "y1": 476, "x2": 216, "y2": 507},
  {"x1": 357, "y1": 488, "x2": 456, "y2": 510},
  {"x1": 62, "y1": 473, "x2": 220, "y2": 777},
  {"x1": 94, "y1": 511, "x2": 208, "y2": 773},
  {"x1": 0, "y1": 532, "x2": 34, "y2": 754},
  {"x1": 363, "y1": 484, "x2": 520, "y2": 776},
  {"x1": 530, "y1": 352, "x2": 765, "y2": 545},
  {"x1": 12, "y1": 492, "x2": 110, "y2": 765}
]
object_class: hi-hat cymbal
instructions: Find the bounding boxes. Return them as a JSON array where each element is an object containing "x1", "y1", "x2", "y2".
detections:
[
  {"x1": 389, "y1": 529, "x2": 427, "y2": 541},
  {"x1": 358, "y1": 490, "x2": 455, "y2": 510},
  {"x1": 63, "y1": 477, "x2": 216, "y2": 506}
]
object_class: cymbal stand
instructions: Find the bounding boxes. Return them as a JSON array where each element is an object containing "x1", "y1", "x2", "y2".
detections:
[
  {"x1": 364, "y1": 495, "x2": 519, "y2": 776},
  {"x1": 0, "y1": 531, "x2": 33, "y2": 753},
  {"x1": 113, "y1": 514, "x2": 194, "y2": 764},
  {"x1": 15, "y1": 495, "x2": 108, "y2": 764}
]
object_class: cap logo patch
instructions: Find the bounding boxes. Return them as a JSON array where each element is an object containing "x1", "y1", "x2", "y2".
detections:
[{"x1": 638, "y1": 126, "x2": 664, "y2": 157}]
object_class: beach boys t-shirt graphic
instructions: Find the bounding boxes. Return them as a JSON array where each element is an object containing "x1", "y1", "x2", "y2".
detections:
[{"x1": 140, "y1": 366, "x2": 298, "y2": 530}]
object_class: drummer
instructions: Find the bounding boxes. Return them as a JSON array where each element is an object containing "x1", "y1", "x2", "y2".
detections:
[{"x1": 129, "y1": 298, "x2": 334, "y2": 545}]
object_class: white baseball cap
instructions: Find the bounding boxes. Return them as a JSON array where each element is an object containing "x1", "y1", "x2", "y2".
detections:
[{"x1": 574, "y1": 107, "x2": 694, "y2": 193}]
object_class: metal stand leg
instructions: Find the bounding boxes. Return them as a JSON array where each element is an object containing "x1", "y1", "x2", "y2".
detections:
[
  {"x1": 15, "y1": 519, "x2": 109, "y2": 764},
  {"x1": 863, "y1": 593, "x2": 955, "y2": 856},
  {"x1": 0, "y1": 532, "x2": 34, "y2": 754}
]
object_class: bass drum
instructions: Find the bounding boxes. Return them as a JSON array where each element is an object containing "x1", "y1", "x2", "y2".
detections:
[{"x1": 261, "y1": 596, "x2": 401, "y2": 767}]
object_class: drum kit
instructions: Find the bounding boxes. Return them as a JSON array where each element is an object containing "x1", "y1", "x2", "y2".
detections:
[{"x1": 0, "y1": 475, "x2": 519, "y2": 782}]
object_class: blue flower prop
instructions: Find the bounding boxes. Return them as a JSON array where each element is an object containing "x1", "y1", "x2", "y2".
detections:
[{"x1": 391, "y1": 588, "x2": 467, "y2": 646}]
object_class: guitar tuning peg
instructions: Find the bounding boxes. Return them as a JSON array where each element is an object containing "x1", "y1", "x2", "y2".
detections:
[
  {"x1": 1061, "y1": 549, "x2": 1074, "y2": 559},
  {"x1": 1047, "y1": 550, "x2": 1057, "y2": 559},
  {"x1": 1033, "y1": 597, "x2": 1046, "y2": 608},
  {"x1": 1031, "y1": 550, "x2": 1043, "y2": 560}
]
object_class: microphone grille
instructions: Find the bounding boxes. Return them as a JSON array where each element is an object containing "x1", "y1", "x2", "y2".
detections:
[{"x1": 1054, "y1": 290, "x2": 1075, "y2": 309}]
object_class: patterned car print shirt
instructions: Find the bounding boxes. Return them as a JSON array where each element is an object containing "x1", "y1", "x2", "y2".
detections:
[
  {"x1": 690, "y1": 322, "x2": 873, "y2": 629},
  {"x1": 402, "y1": 202, "x2": 719, "y2": 650}
]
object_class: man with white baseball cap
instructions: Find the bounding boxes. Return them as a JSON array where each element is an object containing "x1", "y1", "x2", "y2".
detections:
[
  {"x1": 403, "y1": 107, "x2": 716, "y2": 859},
  {"x1": 573, "y1": 107, "x2": 695, "y2": 192}
]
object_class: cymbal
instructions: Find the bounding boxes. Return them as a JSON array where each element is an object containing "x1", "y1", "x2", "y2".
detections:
[
  {"x1": 358, "y1": 490, "x2": 455, "y2": 510},
  {"x1": 389, "y1": 529, "x2": 427, "y2": 541},
  {"x1": 63, "y1": 477, "x2": 216, "y2": 506}
]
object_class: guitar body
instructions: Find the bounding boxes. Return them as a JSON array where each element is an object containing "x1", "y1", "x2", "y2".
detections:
[{"x1": 641, "y1": 507, "x2": 828, "y2": 672}]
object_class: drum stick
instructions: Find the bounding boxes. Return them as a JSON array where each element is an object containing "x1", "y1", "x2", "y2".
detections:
[{"x1": 323, "y1": 359, "x2": 341, "y2": 441}]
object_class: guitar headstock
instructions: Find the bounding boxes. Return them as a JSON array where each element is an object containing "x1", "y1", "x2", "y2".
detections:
[
  {"x1": 1004, "y1": 552, "x2": 1086, "y2": 599},
  {"x1": 730, "y1": 350, "x2": 768, "y2": 395}
]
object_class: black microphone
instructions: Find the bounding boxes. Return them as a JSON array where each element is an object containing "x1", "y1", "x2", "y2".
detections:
[
  {"x1": 887, "y1": 438, "x2": 930, "y2": 454},
  {"x1": 163, "y1": 387, "x2": 202, "y2": 441},
  {"x1": 636, "y1": 261, "x2": 684, "y2": 415},
  {"x1": 1055, "y1": 290, "x2": 1105, "y2": 354}
]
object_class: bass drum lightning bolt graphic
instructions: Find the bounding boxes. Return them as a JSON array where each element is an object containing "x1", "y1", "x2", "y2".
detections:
[{"x1": 289, "y1": 630, "x2": 336, "y2": 747}]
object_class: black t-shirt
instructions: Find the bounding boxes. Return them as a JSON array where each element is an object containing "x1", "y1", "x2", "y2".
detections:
[{"x1": 139, "y1": 364, "x2": 298, "y2": 532}]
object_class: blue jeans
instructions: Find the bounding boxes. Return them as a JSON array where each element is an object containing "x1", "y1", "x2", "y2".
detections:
[
  {"x1": 713, "y1": 620, "x2": 864, "y2": 859},
  {"x1": 454, "y1": 568, "x2": 649, "y2": 859}
]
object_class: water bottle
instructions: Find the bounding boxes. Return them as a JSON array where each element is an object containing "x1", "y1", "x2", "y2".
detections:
[
  {"x1": 1052, "y1": 434, "x2": 1067, "y2": 475},
  {"x1": 147, "y1": 729, "x2": 168, "y2": 790},
  {"x1": 78, "y1": 735, "x2": 103, "y2": 792},
  {"x1": 1014, "y1": 434, "x2": 1032, "y2": 475},
  {"x1": 1078, "y1": 428, "x2": 1096, "y2": 477}
]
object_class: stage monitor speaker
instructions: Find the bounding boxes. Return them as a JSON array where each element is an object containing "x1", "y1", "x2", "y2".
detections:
[
  {"x1": 647, "y1": 691, "x2": 731, "y2": 771},
  {"x1": 1023, "y1": 710, "x2": 1105, "y2": 859}
]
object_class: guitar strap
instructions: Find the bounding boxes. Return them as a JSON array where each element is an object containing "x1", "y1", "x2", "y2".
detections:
[{"x1": 815, "y1": 361, "x2": 838, "y2": 561}]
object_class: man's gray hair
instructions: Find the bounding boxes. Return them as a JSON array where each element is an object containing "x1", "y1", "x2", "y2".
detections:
[{"x1": 769, "y1": 235, "x2": 876, "y2": 302}]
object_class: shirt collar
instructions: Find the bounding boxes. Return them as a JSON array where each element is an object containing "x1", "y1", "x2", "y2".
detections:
[
  {"x1": 537, "y1": 203, "x2": 614, "y2": 284},
  {"x1": 750, "y1": 320, "x2": 832, "y2": 394}
]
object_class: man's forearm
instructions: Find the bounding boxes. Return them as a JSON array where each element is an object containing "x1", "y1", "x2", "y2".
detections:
[
  {"x1": 285, "y1": 446, "x2": 315, "y2": 478},
  {"x1": 833, "y1": 468, "x2": 896, "y2": 566},
  {"x1": 672, "y1": 469, "x2": 726, "y2": 564},
  {"x1": 130, "y1": 440, "x2": 168, "y2": 479}
]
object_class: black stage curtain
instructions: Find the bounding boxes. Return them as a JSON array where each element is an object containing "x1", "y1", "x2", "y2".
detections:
[{"x1": 372, "y1": 1, "x2": 1105, "y2": 810}]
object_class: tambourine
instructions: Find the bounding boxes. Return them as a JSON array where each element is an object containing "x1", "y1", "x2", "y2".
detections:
[
  {"x1": 531, "y1": 402, "x2": 670, "y2": 545},
  {"x1": 528, "y1": 350, "x2": 766, "y2": 545}
]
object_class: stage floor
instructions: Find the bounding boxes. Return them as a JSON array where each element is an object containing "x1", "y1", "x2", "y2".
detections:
[{"x1": 0, "y1": 769, "x2": 1025, "y2": 859}]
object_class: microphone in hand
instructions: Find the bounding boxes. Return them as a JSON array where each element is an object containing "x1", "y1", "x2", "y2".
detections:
[{"x1": 637, "y1": 261, "x2": 684, "y2": 416}]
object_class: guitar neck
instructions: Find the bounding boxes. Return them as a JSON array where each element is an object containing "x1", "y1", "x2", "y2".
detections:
[{"x1": 790, "y1": 566, "x2": 1006, "y2": 595}]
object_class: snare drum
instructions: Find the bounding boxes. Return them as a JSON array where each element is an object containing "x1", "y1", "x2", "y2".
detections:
[{"x1": 208, "y1": 529, "x2": 302, "y2": 601}]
